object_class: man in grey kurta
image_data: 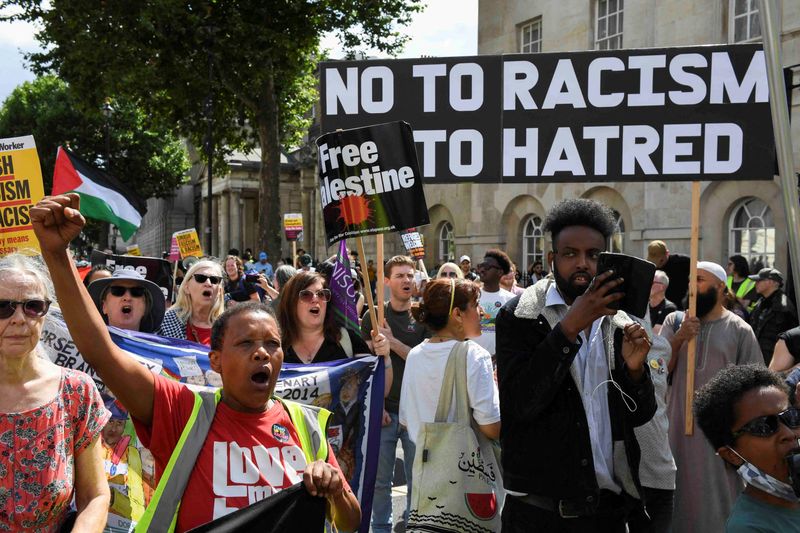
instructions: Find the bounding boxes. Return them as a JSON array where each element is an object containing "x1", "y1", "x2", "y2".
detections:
[{"x1": 660, "y1": 261, "x2": 763, "y2": 533}]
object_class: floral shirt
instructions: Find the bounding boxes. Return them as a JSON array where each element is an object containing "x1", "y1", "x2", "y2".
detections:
[{"x1": 0, "y1": 368, "x2": 110, "y2": 532}]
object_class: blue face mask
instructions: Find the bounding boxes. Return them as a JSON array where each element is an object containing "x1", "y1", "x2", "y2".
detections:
[{"x1": 728, "y1": 446, "x2": 799, "y2": 502}]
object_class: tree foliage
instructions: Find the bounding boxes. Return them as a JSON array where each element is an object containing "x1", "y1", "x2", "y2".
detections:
[
  {"x1": 1, "y1": 0, "x2": 423, "y2": 258},
  {"x1": 0, "y1": 75, "x2": 189, "y2": 199}
]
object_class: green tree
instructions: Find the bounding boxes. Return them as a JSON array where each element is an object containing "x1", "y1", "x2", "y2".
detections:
[
  {"x1": 0, "y1": 75, "x2": 189, "y2": 198},
  {"x1": 0, "y1": 75, "x2": 189, "y2": 244},
  {"x1": 1, "y1": 0, "x2": 422, "y2": 259}
]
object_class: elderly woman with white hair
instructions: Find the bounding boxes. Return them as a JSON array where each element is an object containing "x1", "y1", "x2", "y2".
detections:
[
  {"x1": 0, "y1": 253, "x2": 110, "y2": 531},
  {"x1": 158, "y1": 259, "x2": 225, "y2": 345}
]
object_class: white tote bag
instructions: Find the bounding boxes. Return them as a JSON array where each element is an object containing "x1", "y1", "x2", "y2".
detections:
[{"x1": 407, "y1": 341, "x2": 503, "y2": 533}]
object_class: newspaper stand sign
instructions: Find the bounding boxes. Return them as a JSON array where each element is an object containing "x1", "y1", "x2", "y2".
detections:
[
  {"x1": 316, "y1": 121, "x2": 430, "y2": 245},
  {"x1": 0, "y1": 135, "x2": 45, "y2": 255}
]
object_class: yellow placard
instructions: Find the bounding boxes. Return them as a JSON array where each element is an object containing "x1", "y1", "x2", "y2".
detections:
[
  {"x1": 125, "y1": 244, "x2": 142, "y2": 256},
  {"x1": 0, "y1": 136, "x2": 44, "y2": 255},
  {"x1": 173, "y1": 228, "x2": 203, "y2": 259}
]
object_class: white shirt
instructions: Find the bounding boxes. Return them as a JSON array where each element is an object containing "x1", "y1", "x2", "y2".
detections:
[
  {"x1": 475, "y1": 288, "x2": 515, "y2": 355},
  {"x1": 399, "y1": 339, "x2": 501, "y2": 445},
  {"x1": 546, "y1": 284, "x2": 621, "y2": 494}
]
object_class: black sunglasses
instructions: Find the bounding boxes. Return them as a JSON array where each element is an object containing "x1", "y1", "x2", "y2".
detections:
[
  {"x1": 0, "y1": 299, "x2": 51, "y2": 319},
  {"x1": 439, "y1": 271, "x2": 459, "y2": 278},
  {"x1": 732, "y1": 407, "x2": 800, "y2": 440},
  {"x1": 193, "y1": 273, "x2": 222, "y2": 285},
  {"x1": 299, "y1": 289, "x2": 332, "y2": 303},
  {"x1": 108, "y1": 286, "x2": 146, "y2": 298}
]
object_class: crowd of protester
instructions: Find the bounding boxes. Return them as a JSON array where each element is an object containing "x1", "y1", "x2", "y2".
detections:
[{"x1": 4, "y1": 192, "x2": 800, "y2": 532}]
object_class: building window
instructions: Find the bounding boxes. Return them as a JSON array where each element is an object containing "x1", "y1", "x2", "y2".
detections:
[
  {"x1": 521, "y1": 216, "x2": 545, "y2": 275},
  {"x1": 438, "y1": 222, "x2": 455, "y2": 264},
  {"x1": 520, "y1": 18, "x2": 542, "y2": 54},
  {"x1": 595, "y1": 0, "x2": 623, "y2": 50},
  {"x1": 730, "y1": 0, "x2": 761, "y2": 43},
  {"x1": 729, "y1": 197, "x2": 774, "y2": 271},
  {"x1": 609, "y1": 210, "x2": 625, "y2": 253}
]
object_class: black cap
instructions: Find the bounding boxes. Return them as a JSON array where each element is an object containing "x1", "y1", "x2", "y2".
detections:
[{"x1": 748, "y1": 267, "x2": 784, "y2": 284}]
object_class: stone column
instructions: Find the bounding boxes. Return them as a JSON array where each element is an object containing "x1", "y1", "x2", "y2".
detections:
[
  {"x1": 219, "y1": 189, "x2": 230, "y2": 257},
  {"x1": 230, "y1": 189, "x2": 242, "y2": 252}
]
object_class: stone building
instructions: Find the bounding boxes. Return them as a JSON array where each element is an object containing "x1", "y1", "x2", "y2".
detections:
[{"x1": 420, "y1": 0, "x2": 800, "y2": 279}]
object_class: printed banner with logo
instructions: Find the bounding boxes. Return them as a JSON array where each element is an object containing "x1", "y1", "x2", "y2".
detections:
[
  {"x1": 40, "y1": 310, "x2": 383, "y2": 533},
  {"x1": 90, "y1": 250, "x2": 174, "y2": 302},
  {"x1": 316, "y1": 121, "x2": 429, "y2": 245},
  {"x1": 320, "y1": 44, "x2": 775, "y2": 183},
  {"x1": 0, "y1": 135, "x2": 45, "y2": 254}
]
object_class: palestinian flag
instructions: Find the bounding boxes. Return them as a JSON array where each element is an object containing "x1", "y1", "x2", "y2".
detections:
[{"x1": 52, "y1": 147, "x2": 146, "y2": 240}]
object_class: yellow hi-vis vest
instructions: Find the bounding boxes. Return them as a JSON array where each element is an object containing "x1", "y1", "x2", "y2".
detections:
[
  {"x1": 726, "y1": 275, "x2": 757, "y2": 310},
  {"x1": 134, "y1": 390, "x2": 331, "y2": 532}
]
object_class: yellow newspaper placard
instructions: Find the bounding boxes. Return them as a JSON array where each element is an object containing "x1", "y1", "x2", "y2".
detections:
[
  {"x1": 0, "y1": 136, "x2": 45, "y2": 255},
  {"x1": 173, "y1": 228, "x2": 203, "y2": 259},
  {"x1": 125, "y1": 244, "x2": 142, "y2": 256}
]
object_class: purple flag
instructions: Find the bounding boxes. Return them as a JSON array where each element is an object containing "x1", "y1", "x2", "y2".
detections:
[{"x1": 330, "y1": 240, "x2": 360, "y2": 331}]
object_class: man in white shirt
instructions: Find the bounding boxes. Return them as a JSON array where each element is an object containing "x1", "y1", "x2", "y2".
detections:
[{"x1": 475, "y1": 249, "x2": 515, "y2": 358}]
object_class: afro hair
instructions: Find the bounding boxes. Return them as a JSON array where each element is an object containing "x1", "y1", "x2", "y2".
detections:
[
  {"x1": 543, "y1": 199, "x2": 616, "y2": 247},
  {"x1": 484, "y1": 249, "x2": 512, "y2": 275},
  {"x1": 693, "y1": 364, "x2": 789, "y2": 450}
]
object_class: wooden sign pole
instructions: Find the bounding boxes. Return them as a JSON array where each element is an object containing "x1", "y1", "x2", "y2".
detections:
[
  {"x1": 684, "y1": 181, "x2": 701, "y2": 435},
  {"x1": 292, "y1": 241, "x2": 297, "y2": 269},
  {"x1": 376, "y1": 234, "x2": 385, "y2": 325},
  {"x1": 356, "y1": 236, "x2": 380, "y2": 338}
]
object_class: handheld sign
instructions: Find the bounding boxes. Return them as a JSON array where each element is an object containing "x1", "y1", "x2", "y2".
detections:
[
  {"x1": 125, "y1": 244, "x2": 142, "y2": 256},
  {"x1": 320, "y1": 44, "x2": 774, "y2": 184},
  {"x1": 0, "y1": 135, "x2": 45, "y2": 255},
  {"x1": 400, "y1": 228, "x2": 425, "y2": 261},
  {"x1": 168, "y1": 236, "x2": 180, "y2": 262},
  {"x1": 173, "y1": 228, "x2": 203, "y2": 259},
  {"x1": 316, "y1": 121, "x2": 430, "y2": 245},
  {"x1": 283, "y1": 213, "x2": 304, "y2": 241}
]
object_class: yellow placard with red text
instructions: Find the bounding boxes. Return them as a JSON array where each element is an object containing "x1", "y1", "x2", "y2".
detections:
[
  {"x1": 173, "y1": 228, "x2": 203, "y2": 259},
  {"x1": 0, "y1": 136, "x2": 44, "y2": 255},
  {"x1": 125, "y1": 244, "x2": 142, "y2": 256}
]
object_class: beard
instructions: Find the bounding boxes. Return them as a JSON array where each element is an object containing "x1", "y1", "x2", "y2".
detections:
[
  {"x1": 683, "y1": 287, "x2": 718, "y2": 318},
  {"x1": 553, "y1": 262, "x2": 591, "y2": 303}
]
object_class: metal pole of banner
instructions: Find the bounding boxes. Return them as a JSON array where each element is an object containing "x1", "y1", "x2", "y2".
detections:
[{"x1": 759, "y1": 0, "x2": 800, "y2": 305}]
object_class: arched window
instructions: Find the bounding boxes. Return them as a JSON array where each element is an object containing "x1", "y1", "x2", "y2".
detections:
[
  {"x1": 521, "y1": 216, "x2": 544, "y2": 274},
  {"x1": 609, "y1": 210, "x2": 625, "y2": 253},
  {"x1": 438, "y1": 222, "x2": 454, "y2": 264},
  {"x1": 729, "y1": 198, "x2": 775, "y2": 271}
]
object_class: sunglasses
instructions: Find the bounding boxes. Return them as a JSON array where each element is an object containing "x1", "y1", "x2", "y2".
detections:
[
  {"x1": 299, "y1": 289, "x2": 331, "y2": 303},
  {"x1": 440, "y1": 271, "x2": 459, "y2": 278},
  {"x1": 0, "y1": 299, "x2": 51, "y2": 319},
  {"x1": 193, "y1": 274, "x2": 222, "y2": 285},
  {"x1": 732, "y1": 407, "x2": 800, "y2": 440},
  {"x1": 108, "y1": 286, "x2": 146, "y2": 298}
]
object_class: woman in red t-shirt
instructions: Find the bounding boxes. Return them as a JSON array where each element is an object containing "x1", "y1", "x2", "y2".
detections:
[
  {"x1": 33, "y1": 194, "x2": 362, "y2": 532},
  {"x1": 159, "y1": 260, "x2": 225, "y2": 345}
]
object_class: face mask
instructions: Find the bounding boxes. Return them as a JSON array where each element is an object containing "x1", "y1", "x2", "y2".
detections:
[{"x1": 728, "y1": 446, "x2": 800, "y2": 502}]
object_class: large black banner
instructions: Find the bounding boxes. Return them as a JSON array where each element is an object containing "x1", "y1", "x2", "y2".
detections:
[
  {"x1": 90, "y1": 250, "x2": 174, "y2": 301},
  {"x1": 316, "y1": 121, "x2": 429, "y2": 245},
  {"x1": 320, "y1": 44, "x2": 774, "y2": 183}
]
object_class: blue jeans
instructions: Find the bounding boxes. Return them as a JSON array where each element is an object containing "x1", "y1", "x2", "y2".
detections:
[{"x1": 371, "y1": 412, "x2": 415, "y2": 532}]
